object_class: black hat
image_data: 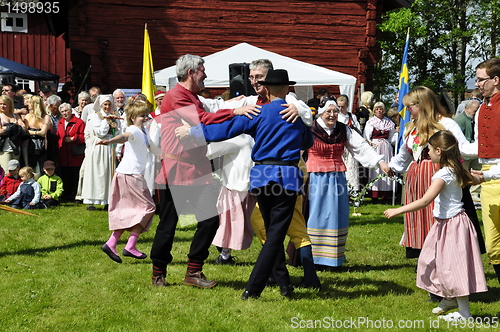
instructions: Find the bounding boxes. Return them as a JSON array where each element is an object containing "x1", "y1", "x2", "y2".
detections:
[
  {"x1": 40, "y1": 84, "x2": 52, "y2": 93},
  {"x1": 258, "y1": 69, "x2": 296, "y2": 86}
]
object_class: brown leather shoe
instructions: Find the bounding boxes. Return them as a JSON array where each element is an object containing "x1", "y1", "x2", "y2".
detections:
[
  {"x1": 152, "y1": 274, "x2": 169, "y2": 287},
  {"x1": 183, "y1": 270, "x2": 217, "y2": 288}
]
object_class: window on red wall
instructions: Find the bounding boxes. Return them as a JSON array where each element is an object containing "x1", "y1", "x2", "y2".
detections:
[{"x1": 1, "y1": 12, "x2": 27, "y2": 33}]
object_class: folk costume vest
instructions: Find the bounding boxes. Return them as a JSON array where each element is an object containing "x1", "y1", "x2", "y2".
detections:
[
  {"x1": 307, "y1": 120, "x2": 347, "y2": 173},
  {"x1": 478, "y1": 92, "x2": 500, "y2": 159}
]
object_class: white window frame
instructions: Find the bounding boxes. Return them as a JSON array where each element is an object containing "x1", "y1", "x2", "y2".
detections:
[
  {"x1": 16, "y1": 78, "x2": 35, "y2": 93},
  {"x1": 1, "y1": 12, "x2": 28, "y2": 33}
]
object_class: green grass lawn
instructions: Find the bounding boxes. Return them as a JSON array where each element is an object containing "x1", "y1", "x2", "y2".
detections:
[{"x1": 0, "y1": 202, "x2": 498, "y2": 331}]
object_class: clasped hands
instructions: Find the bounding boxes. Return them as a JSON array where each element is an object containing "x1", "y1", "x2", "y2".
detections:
[
  {"x1": 379, "y1": 161, "x2": 395, "y2": 177},
  {"x1": 470, "y1": 170, "x2": 484, "y2": 185}
]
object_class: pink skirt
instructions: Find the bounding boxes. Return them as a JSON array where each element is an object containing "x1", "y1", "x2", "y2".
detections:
[
  {"x1": 108, "y1": 173, "x2": 156, "y2": 232},
  {"x1": 212, "y1": 186, "x2": 256, "y2": 250},
  {"x1": 416, "y1": 210, "x2": 487, "y2": 297}
]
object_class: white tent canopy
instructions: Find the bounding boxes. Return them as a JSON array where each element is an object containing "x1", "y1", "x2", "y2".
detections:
[{"x1": 154, "y1": 42, "x2": 357, "y2": 109}]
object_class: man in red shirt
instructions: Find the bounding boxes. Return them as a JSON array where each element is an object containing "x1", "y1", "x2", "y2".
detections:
[{"x1": 151, "y1": 54, "x2": 258, "y2": 288}]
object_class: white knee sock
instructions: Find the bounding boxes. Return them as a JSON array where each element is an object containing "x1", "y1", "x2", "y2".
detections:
[{"x1": 456, "y1": 296, "x2": 471, "y2": 317}]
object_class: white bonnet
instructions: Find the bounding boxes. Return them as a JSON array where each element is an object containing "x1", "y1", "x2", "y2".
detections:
[
  {"x1": 318, "y1": 100, "x2": 339, "y2": 115},
  {"x1": 93, "y1": 94, "x2": 116, "y2": 112}
]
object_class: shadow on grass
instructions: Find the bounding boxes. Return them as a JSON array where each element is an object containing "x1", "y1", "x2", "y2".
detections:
[
  {"x1": 342, "y1": 262, "x2": 416, "y2": 273},
  {"x1": 471, "y1": 286, "x2": 500, "y2": 304},
  {"x1": 349, "y1": 214, "x2": 403, "y2": 226},
  {"x1": 484, "y1": 271, "x2": 499, "y2": 282},
  {"x1": 318, "y1": 277, "x2": 414, "y2": 299},
  {"x1": 0, "y1": 239, "x2": 106, "y2": 258},
  {"x1": 217, "y1": 279, "x2": 248, "y2": 289},
  {"x1": 216, "y1": 277, "x2": 414, "y2": 299},
  {"x1": 0, "y1": 237, "x2": 190, "y2": 259}
]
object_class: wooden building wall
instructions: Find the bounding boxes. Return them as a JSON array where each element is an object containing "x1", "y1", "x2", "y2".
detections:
[
  {"x1": 67, "y1": 0, "x2": 388, "y2": 94},
  {"x1": 0, "y1": 13, "x2": 71, "y2": 83}
]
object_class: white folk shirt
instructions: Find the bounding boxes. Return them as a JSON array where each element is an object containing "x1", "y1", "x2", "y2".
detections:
[{"x1": 432, "y1": 167, "x2": 463, "y2": 219}]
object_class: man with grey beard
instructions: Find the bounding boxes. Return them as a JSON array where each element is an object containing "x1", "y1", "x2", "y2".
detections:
[
  {"x1": 113, "y1": 89, "x2": 126, "y2": 116},
  {"x1": 150, "y1": 54, "x2": 258, "y2": 288}
]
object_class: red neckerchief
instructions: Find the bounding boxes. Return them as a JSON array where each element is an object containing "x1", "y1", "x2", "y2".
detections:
[
  {"x1": 346, "y1": 114, "x2": 353, "y2": 127},
  {"x1": 257, "y1": 95, "x2": 268, "y2": 106}
]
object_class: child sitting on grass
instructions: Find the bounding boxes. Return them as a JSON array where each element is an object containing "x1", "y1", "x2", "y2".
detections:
[
  {"x1": 5, "y1": 166, "x2": 45, "y2": 209},
  {"x1": 0, "y1": 160, "x2": 22, "y2": 202},
  {"x1": 37, "y1": 160, "x2": 63, "y2": 207},
  {"x1": 384, "y1": 130, "x2": 487, "y2": 322}
]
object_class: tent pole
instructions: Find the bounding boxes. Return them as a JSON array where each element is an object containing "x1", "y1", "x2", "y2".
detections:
[{"x1": 74, "y1": 65, "x2": 92, "y2": 106}]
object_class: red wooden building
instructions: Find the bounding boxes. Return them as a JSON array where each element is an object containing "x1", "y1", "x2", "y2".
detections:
[
  {"x1": 0, "y1": 0, "x2": 411, "y2": 94},
  {"x1": 0, "y1": 1, "x2": 71, "y2": 89}
]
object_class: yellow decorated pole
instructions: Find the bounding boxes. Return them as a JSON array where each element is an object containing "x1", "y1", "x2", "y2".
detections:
[
  {"x1": 0, "y1": 204, "x2": 39, "y2": 217},
  {"x1": 142, "y1": 23, "x2": 157, "y2": 110}
]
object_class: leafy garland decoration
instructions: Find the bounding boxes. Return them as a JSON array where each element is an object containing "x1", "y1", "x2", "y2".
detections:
[{"x1": 348, "y1": 174, "x2": 405, "y2": 215}]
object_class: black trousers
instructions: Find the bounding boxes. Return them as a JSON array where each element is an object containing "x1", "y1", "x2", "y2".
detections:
[
  {"x1": 150, "y1": 184, "x2": 219, "y2": 270},
  {"x1": 462, "y1": 185, "x2": 486, "y2": 254},
  {"x1": 246, "y1": 183, "x2": 298, "y2": 294},
  {"x1": 60, "y1": 166, "x2": 80, "y2": 200}
]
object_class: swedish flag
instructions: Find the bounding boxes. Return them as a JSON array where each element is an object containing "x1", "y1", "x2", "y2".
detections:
[
  {"x1": 142, "y1": 23, "x2": 157, "y2": 110},
  {"x1": 397, "y1": 30, "x2": 410, "y2": 151}
]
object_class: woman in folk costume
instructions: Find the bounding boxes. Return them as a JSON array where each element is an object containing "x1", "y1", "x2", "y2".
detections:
[
  {"x1": 306, "y1": 100, "x2": 390, "y2": 269},
  {"x1": 364, "y1": 101, "x2": 398, "y2": 202},
  {"x1": 206, "y1": 134, "x2": 256, "y2": 264},
  {"x1": 337, "y1": 95, "x2": 361, "y2": 193},
  {"x1": 388, "y1": 86, "x2": 484, "y2": 265},
  {"x1": 81, "y1": 95, "x2": 123, "y2": 211}
]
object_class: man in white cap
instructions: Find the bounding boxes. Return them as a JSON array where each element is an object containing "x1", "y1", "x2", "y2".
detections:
[{"x1": 152, "y1": 90, "x2": 165, "y2": 117}]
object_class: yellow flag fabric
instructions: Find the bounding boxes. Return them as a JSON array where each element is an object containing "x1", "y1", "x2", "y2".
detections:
[{"x1": 142, "y1": 24, "x2": 157, "y2": 110}]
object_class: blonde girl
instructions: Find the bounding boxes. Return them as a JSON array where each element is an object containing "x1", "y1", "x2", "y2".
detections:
[
  {"x1": 402, "y1": 87, "x2": 447, "y2": 147},
  {"x1": 25, "y1": 95, "x2": 52, "y2": 173},
  {"x1": 97, "y1": 101, "x2": 160, "y2": 263}
]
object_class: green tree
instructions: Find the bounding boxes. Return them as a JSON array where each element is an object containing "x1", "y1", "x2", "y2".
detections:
[
  {"x1": 375, "y1": 0, "x2": 500, "y2": 110},
  {"x1": 472, "y1": 0, "x2": 500, "y2": 59}
]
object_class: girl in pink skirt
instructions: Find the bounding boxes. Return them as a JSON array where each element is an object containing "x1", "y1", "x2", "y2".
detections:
[
  {"x1": 98, "y1": 101, "x2": 160, "y2": 263},
  {"x1": 385, "y1": 130, "x2": 487, "y2": 322}
]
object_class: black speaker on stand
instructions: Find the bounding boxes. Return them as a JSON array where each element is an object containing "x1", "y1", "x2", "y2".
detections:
[{"x1": 229, "y1": 63, "x2": 256, "y2": 98}]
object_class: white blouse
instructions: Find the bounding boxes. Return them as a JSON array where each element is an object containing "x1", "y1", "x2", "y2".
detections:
[
  {"x1": 432, "y1": 167, "x2": 463, "y2": 219},
  {"x1": 389, "y1": 117, "x2": 470, "y2": 173}
]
